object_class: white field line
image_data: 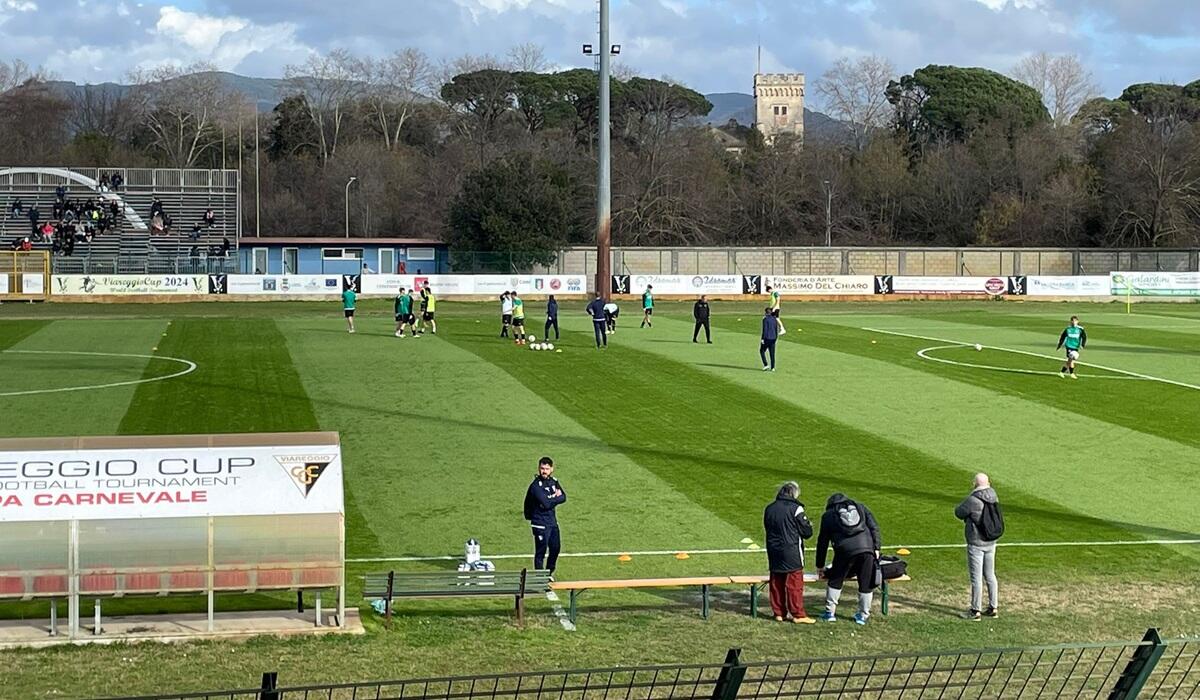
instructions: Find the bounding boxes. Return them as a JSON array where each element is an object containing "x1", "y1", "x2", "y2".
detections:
[
  {"x1": 916, "y1": 344, "x2": 1144, "y2": 381},
  {"x1": 0, "y1": 350, "x2": 197, "y2": 397},
  {"x1": 863, "y1": 327, "x2": 1200, "y2": 392},
  {"x1": 545, "y1": 590, "x2": 576, "y2": 631},
  {"x1": 348, "y1": 538, "x2": 1200, "y2": 564}
]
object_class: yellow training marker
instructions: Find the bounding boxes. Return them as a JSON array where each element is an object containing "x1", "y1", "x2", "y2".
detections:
[
  {"x1": 747, "y1": 543, "x2": 760, "y2": 550},
  {"x1": 740, "y1": 537, "x2": 754, "y2": 544},
  {"x1": 618, "y1": 554, "x2": 632, "y2": 562},
  {"x1": 896, "y1": 548, "x2": 911, "y2": 556},
  {"x1": 675, "y1": 552, "x2": 690, "y2": 560}
]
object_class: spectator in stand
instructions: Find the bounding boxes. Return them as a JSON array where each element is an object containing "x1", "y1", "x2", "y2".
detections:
[
  {"x1": 38, "y1": 222, "x2": 54, "y2": 242},
  {"x1": 28, "y1": 204, "x2": 40, "y2": 235},
  {"x1": 111, "y1": 172, "x2": 123, "y2": 191},
  {"x1": 9, "y1": 197, "x2": 23, "y2": 217},
  {"x1": 20, "y1": 236, "x2": 32, "y2": 252},
  {"x1": 202, "y1": 208, "x2": 216, "y2": 228},
  {"x1": 52, "y1": 199, "x2": 63, "y2": 220},
  {"x1": 190, "y1": 245, "x2": 200, "y2": 260},
  {"x1": 55, "y1": 185, "x2": 66, "y2": 202},
  {"x1": 151, "y1": 213, "x2": 164, "y2": 233},
  {"x1": 99, "y1": 174, "x2": 111, "y2": 192},
  {"x1": 10, "y1": 236, "x2": 22, "y2": 250},
  {"x1": 189, "y1": 223, "x2": 202, "y2": 241},
  {"x1": 163, "y1": 213, "x2": 173, "y2": 232},
  {"x1": 150, "y1": 197, "x2": 164, "y2": 220},
  {"x1": 109, "y1": 201, "x2": 121, "y2": 229},
  {"x1": 220, "y1": 237, "x2": 231, "y2": 257}
]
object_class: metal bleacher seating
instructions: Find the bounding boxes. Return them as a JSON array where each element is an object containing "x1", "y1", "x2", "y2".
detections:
[{"x1": 0, "y1": 166, "x2": 239, "y2": 273}]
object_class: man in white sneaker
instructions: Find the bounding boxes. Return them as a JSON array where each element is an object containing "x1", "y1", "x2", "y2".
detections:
[{"x1": 955, "y1": 473, "x2": 1002, "y2": 620}]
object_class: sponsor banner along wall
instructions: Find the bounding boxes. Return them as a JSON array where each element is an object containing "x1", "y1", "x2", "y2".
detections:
[
  {"x1": 0, "y1": 274, "x2": 8, "y2": 294},
  {"x1": 21, "y1": 273, "x2": 44, "y2": 295},
  {"x1": 1023, "y1": 276, "x2": 1110, "y2": 297},
  {"x1": 0, "y1": 443, "x2": 344, "y2": 522},
  {"x1": 360, "y1": 274, "x2": 588, "y2": 296},
  {"x1": 625, "y1": 274, "x2": 743, "y2": 295},
  {"x1": 223, "y1": 274, "x2": 342, "y2": 296},
  {"x1": 52, "y1": 275, "x2": 207, "y2": 295},
  {"x1": 1110, "y1": 271, "x2": 1200, "y2": 297},
  {"x1": 875, "y1": 275, "x2": 1008, "y2": 295},
  {"x1": 762, "y1": 275, "x2": 875, "y2": 296}
]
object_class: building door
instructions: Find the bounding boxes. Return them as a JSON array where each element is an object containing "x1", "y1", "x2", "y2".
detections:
[
  {"x1": 378, "y1": 249, "x2": 395, "y2": 274},
  {"x1": 252, "y1": 248, "x2": 268, "y2": 275},
  {"x1": 283, "y1": 248, "x2": 299, "y2": 274}
]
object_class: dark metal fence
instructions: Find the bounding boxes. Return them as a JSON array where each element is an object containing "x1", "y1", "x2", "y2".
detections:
[
  {"x1": 100, "y1": 629, "x2": 1200, "y2": 700},
  {"x1": 50, "y1": 254, "x2": 237, "y2": 275}
]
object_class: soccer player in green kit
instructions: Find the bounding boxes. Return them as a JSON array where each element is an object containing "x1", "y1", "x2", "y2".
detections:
[
  {"x1": 640, "y1": 284, "x2": 654, "y2": 328},
  {"x1": 1056, "y1": 315, "x2": 1087, "y2": 379},
  {"x1": 511, "y1": 292, "x2": 527, "y2": 345},
  {"x1": 394, "y1": 288, "x2": 416, "y2": 338},
  {"x1": 342, "y1": 286, "x2": 357, "y2": 333},
  {"x1": 768, "y1": 285, "x2": 786, "y2": 335}
]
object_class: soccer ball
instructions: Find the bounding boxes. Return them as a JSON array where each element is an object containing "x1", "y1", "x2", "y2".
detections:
[
  {"x1": 974, "y1": 343, "x2": 983, "y2": 351},
  {"x1": 546, "y1": 343, "x2": 554, "y2": 351},
  {"x1": 529, "y1": 343, "x2": 539, "y2": 351},
  {"x1": 528, "y1": 335, "x2": 537, "y2": 342}
]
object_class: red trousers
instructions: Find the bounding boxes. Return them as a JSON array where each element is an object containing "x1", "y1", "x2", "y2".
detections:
[{"x1": 768, "y1": 570, "x2": 807, "y2": 619}]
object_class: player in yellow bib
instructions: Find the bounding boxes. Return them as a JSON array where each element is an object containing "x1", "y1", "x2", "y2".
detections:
[{"x1": 767, "y1": 285, "x2": 786, "y2": 335}]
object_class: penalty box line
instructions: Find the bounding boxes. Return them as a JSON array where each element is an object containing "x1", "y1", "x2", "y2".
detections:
[
  {"x1": 862, "y1": 327, "x2": 1200, "y2": 392},
  {"x1": 348, "y1": 538, "x2": 1200, "y2": 564}
]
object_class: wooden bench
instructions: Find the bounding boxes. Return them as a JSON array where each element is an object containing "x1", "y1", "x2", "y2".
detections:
[
  {"x1": 550, "y1": 576, "x2": 732, "y2": 624},
  {"x1": 364, "y1": 569, "x2": 552, "y2": 627},
  {"x1": 551, "y1": 574, "x2": 913, "y2": 624},
  {"x1": 728, "y1": 573, "x2": 911, "y2": 619}
]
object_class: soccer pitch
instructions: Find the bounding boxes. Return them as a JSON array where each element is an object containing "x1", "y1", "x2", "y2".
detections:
[{"x1": 1, "y1": 300, "x2": 1199, "y2": 698}]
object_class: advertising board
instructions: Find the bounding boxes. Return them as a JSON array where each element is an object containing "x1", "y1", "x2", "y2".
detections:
[
  {"x1": 763, "y1": 275, "x2": 875, "y2": 295},
  {"x1": 225, "y1": 275, "x2": 342, "y2": 296},
  {"x1": 1025, "y1": 276, "x2": 1110, "y2": 296},
  {"x1": 1110, "y1": 272, "x2": 1200, "y2": 297},
  {"x1": 51, "y1": 275, "x2": 207, "y2": 295},
  {"x1": 626, "y1": 274, "x2": 742, "y2": 294}
]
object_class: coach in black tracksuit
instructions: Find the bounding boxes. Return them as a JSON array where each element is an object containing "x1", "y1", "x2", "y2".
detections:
[
  {"x1": 524, "y1": 456, "x2": 567, "y2": 575},
  {"x1": 815, "y1": 492, "x2": 882, "y2": 623},
  {"x1": 692, "y1": 295, "x2": 711, "y2": 343}
]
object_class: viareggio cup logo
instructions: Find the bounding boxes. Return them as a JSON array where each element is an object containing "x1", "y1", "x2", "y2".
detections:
[
  {"x1": 1006, "y1": 276, "x2": 1027, "y2": 295},
  {"x1": 342, "y1": 274, "x2": 361, "y2": 293},
  {"x1": 611, "y1": 275, "x2": 630, "y2": 294},
  {"x1": 208, "y1": 274, "x2": 228, "y2": 294},
  {"x1": 874, "y1": 275, "x2": 894, "y2": 294},
  {"x1": 742, "y1": 275, "x2": 762, "y2": 294},
  {"x1": 275, "y1": 454, "x2": 337, "y2": 497}
]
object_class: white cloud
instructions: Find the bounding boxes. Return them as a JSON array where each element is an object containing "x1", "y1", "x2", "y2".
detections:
[
  {"x1": 3, "y1": 0, "x2": 38, "y2": 11},
  {"x1": 156, "y1": 7, "x2": 248, "y2": 53}
]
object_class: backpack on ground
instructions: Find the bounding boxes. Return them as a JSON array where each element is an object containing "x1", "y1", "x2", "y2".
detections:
[{"x1": 974, "y1": 497, "x2": 1005, "y2": 541}]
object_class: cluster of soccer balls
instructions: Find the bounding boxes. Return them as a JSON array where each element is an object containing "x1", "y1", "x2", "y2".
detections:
[{"x1": 526, "y1": 335, "x2": 555, "y2": 352}]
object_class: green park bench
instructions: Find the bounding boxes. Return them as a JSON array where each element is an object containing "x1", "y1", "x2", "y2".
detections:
[{"x1": 364, "y1": 568, "x2": 552, "y2": 627}]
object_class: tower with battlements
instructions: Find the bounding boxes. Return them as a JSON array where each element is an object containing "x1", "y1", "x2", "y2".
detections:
[{"x1": 754, "y1": 73, "x2": 805, "y2": 144}]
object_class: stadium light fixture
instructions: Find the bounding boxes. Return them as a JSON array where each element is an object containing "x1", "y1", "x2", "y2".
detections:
[
  {"x1": 345, "y1": 176, "x2": 358, "y2": 239},
  {"x1": 582, "y1": 44, "x2": 594, "y2": 55},
  {"x1": 611, "y1": 45, "x2": 621, "y2": 55}
]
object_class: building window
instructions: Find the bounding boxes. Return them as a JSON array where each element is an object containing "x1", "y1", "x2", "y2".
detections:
[
  {"x1": 780, "y1": 105, "x2": 788, "y2": 115},
  {"x1": 408, "y1": 247, "x2": 436, "y2": 261},
  {"x1": 773, "y1": 106, "x2": 780, "y2": 115},
  {"x1": 322, "y1": 248, "x2": 343, "y2": 259},
  {"x1": 322, "y1": 248, "x2": 364, "y2": 260}
]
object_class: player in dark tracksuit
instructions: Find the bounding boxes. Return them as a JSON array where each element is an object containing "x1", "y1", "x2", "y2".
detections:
[
  {"x1": 815, "y1": 492, "x2": 882, "y2": 625},
  {"x1": 524, "y1": 456, "x2": 566, "y2": 575},
  {"x1": 693, "y1": 295, "x2": 711, "y2": 343},
  {"x1": 545, "y1": 295, "x2": 560, "y2": 340},
  {"x1": 760, "y1": 306, "x2": 778, "y2": 370},
  {"x1": 586, "y1": 294, "x2": 608, "y2": 348}
]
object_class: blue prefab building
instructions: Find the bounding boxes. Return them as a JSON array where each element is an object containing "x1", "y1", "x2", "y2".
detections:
[{"x1": 238, "y1": 238, "x2": 449, "y2": 276}]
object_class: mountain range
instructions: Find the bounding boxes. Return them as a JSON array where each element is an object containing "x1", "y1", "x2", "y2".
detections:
[{"x1": 44, "y1": 71, "x2": 851, "y2": 140}]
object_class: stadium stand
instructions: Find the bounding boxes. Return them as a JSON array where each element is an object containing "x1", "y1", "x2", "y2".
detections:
[{"x1": 0, "y1": 166, "x2": 238, "y2": 272}]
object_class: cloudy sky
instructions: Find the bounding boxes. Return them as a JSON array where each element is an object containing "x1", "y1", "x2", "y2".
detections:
[{"x1": 1, "y1": 0, "x2": 1198, "y2": 100}]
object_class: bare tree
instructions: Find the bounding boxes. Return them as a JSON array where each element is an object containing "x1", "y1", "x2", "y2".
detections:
[
  {"x1": 0, "y1": 59, "x2": 49, "y2": 92},
  {"x1": 361, "y1": 49, "x2": 434, "y2": 151},
  {"x1": 69, "y1": 84, "x2": 138, "y2": 142},
  {"x1": 128, "y1": 63, "x2": 231, "y2": 168},
  {"x1": 507, "y1": 42, "x2": 550, "y2": 73},
  {"x1": 1011, "y1": 52, "x2": 1099, "y2": 127},
  {"x1": 814, "y1": 55, "x2": 896, "y2": 151},
  {"x1": 283, "y1": 49, "x2": 365, "y2": 164}
]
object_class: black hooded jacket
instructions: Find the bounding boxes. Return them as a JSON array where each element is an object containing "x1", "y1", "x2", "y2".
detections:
[
  {"x1": 815, "y1": 493, "x2": 881, "y2": 569},
  {"x1": 763, "y1": 496, "x2": 813, "y2": 572}
]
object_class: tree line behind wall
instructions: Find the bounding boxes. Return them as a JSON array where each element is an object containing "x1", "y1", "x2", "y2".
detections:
[{"x1": 0, "y1": 50, "x2": 1198, "y2": 253}]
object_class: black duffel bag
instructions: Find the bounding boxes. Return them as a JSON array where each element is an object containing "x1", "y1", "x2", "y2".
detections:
[{"x1": 879, "y1": 555, "x2": 908, "y2": 580}]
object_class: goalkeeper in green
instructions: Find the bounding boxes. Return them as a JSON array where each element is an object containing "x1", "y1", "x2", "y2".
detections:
[{"x1": 1056, "y1": 316, "x2": 1087, "y2": 379}]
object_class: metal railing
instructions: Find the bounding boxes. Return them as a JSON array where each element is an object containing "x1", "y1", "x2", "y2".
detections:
[
  {"x1": 51, "y1": 254, "x2": 237, "y2": 275},
  {"x1": 100, "y1": 629, "x2": 1200, "y2": 700}
]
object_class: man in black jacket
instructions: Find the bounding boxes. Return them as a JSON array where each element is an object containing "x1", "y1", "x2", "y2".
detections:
[
  {"x1": 815, "y1": 492, "x2": 881, "y2": 625},
  {"x1": 763, "y1": 481, "x2": 814, "y2": 623},
  {"x1": 692, "y1": 295, "x2": 711, "y2": 343},
  {"x1": 523, "y1": 456, "x2": 567, "y2": 575}
]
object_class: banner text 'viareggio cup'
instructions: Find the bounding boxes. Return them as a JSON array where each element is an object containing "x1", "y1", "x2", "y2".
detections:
[
  {"x1": 0, "y1": 443, "x2": 344, "y2": 522},
  {"x1": 52, "y1": 275, "x2": 207, "y2": 295}
]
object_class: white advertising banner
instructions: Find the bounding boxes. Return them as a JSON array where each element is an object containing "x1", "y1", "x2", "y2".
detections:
[
  {"x1": 411, "y1": 274, "x2": 476, "y2": 296},
  {"x1": 1110, "y1": 271, "x2": 1200, "y2": 297},
  {"x1": 891, "y1": 276, "x2": 1007, "y2": 294},
  {"x1": 764, "y1": 275, "x2": 874, "y2": 296},
  {"x1": 0, "y1": 274, "x2": 8, "y2": 294},
  {"x1": 226, "y1": 275, "x2": 342, "y2": 296},
  {"x1": 359, "y1": 274, "x2": 586, "y2": 296},
  {"x1": 0, "y1": 443, "x2": 343, "y2": 522},
  {"x1": 1026, "y1": 276, "x2": 1110, "y2": 297},
  {"x1": 51, "y1": 275, "x2": 207, "y2": 295},
  {"x1": 628, "y1": 274, "x2": 742, "y2": 295},
  {"x1": 21, "y1": 273, "x2": 44, "y2": 295},
  {"x1": 361, "y1": 275, "x2": 416, "y2": 295}
]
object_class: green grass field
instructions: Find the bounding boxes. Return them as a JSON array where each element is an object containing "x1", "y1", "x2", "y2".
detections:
[{"x1": 1, "y1": 299, "x2": 1199, "y2": 699}]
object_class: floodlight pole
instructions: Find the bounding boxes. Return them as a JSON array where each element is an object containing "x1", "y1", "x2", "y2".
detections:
[
  {"x1": 596, "y1": 0, "x2": 612, "y2": 299},
  {"x1": 823, "y1": 180, "x2": 832, "y2": 247},
  {"x1": 344, "y1": 176, "x2": 358, "y2": 239}
]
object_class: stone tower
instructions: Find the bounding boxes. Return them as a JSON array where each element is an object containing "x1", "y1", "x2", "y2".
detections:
[{"x1": 754, "y1": 73, "x2": 805, "y2": 144}]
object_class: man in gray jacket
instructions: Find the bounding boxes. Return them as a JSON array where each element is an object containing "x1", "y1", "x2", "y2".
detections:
[{"x1": 954, "y1": 473, "x2": 1000, "y2": 620}]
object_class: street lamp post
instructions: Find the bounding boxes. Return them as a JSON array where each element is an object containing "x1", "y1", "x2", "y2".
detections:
[
  {"x1": 822, "y1": 179, "x2": 832, "y2": 247},
  {"x1": 344, "y1": 176, "x2": 358, "y2": 239}
]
